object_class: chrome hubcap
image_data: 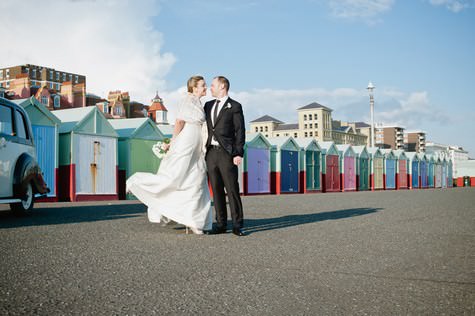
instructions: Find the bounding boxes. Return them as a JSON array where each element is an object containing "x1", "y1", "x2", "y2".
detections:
[{"x1": 21, "y1": 183, "x2": 33, "y2": 209}]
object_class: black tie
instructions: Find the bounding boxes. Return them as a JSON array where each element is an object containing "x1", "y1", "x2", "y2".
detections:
[{"x1": 213, "y1": 100, "x2": 220, "y2": 126}]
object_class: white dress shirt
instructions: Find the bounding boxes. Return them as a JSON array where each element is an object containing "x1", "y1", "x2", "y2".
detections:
[{"x1": 211, "y1": 96, "x2": 229, "y2": 145}]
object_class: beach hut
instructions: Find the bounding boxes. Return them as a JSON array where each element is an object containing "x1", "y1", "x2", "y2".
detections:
[
  {"x1": 382, "y1": 149, "x2": 397, "y2": 190},
  {"x1": 12, "y1": 97, "x2": 61, "y2": 201},
  {"x1": 336, "y1": 144, "x2": 357, "y2": 192},
  {"x1": 352, "y1": 146, "x2": 370, "y2": 191},
  {"x1": 367, "y1": 147, "x2": 384, "y2": 190},
  {"x1": 434, "y1": 156, "x2": 442, "y2": 188},
  {"x1": 267, "y1": 137, "x2": 300, "y2": 194},
  {"x1": 393, "y1": 150, "x2": 408, "y2": 189},
  {"x1": 406, "y1": 152, "x2": 420, "y2": 189},
  {"x1": 447, "y1": 159, "x2": 453, "y2": 187},
  {"x1": 427, "y1": 155, "x2": 435, "y2": 188},
  {"x1": 418, "y1": 153, "x2": 429, "y2": 189},
  {"x1": 319, "y1": 141, "x2": 340, "y2": 193},
  {"x1": 108, "y1": 118, "x2": 165, "y2": 200},
  {"x1": 54, "y1": 107, "x2": 119, "y2": 202},
  {"x1": 295, "y1": 138, "x2": 321, "y2": 193},
  {"x1": 441, "y1": 156, "x2": 448, "y2": 188},
  {"x1": 243, "y1": 133, "x2": 272, "y2": 195}
]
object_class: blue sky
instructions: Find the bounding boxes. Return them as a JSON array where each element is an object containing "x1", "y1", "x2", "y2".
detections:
[{"x1": 1, "y1": 0, "x2": 474, "y2": 156}]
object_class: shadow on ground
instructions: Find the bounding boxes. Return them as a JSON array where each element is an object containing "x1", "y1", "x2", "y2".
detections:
[
  {"x1": 1, "y1": 204, "x2": 382, "y2": 234},
  {"x1": 0, "y1": 203, "x2": 146, "y2": 229},
  {"x1": 242, "y1": 207, "x2": 383, "y2": 235}
]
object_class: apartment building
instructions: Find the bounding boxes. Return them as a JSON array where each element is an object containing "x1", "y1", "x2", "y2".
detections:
[
  {"x1": 375, "y1": 125, "x2": 405, "y2": 150},
  {"x1": 249, "y1": 102, "x2": 367, "y2": 145},
  {"x1": 405, "y1": 131, "x2": 426, "y2": 152}
]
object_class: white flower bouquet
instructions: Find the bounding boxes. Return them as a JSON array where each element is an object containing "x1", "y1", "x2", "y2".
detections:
[{"x1": 152, "y1": 138, "x2": 171, "y2": 159}]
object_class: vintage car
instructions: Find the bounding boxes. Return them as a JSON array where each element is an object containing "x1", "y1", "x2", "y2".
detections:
[{"x1": 0, "y1": 97, "x2": 49, "y2": 213}]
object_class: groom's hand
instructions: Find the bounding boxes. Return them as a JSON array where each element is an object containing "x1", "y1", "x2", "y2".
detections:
[{"x1": 233, "y1": 156, "x2": 242, "y2": 166}]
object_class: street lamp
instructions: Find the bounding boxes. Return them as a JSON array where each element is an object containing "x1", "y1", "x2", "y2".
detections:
[{"x1": 367, "y1": 82, "x2": 375, "y2": 147}]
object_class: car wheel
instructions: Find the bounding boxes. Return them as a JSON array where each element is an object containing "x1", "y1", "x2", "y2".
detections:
[{"x1": 10, "y1": 181, "x2": 35, "y2": 215}]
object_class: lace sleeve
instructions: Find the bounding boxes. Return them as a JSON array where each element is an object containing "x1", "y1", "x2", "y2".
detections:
[
  {"x1": 175, "y1": 94, "x2": 205, "y2": 124},
  {"x1": 175, "y1": 97, "x2": 188, "y2": 121}
]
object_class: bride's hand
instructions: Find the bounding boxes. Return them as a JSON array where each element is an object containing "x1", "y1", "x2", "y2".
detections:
[{"x1": 163, "y1": 143, "x2": 171, "y2": 151}]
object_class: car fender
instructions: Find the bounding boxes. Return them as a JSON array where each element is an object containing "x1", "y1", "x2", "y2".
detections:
[{"x1": 12, "y1": 153, "x2": 49, "y2": 197}]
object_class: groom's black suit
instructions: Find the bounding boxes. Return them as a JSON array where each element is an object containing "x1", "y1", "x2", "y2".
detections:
[{"x1": 204, "y1": 97, "x2": 245, "y2": 230}]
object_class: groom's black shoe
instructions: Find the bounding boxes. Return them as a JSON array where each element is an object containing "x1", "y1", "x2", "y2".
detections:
[
  {"x1": 204, "y1": 227, "x2": 227, "y2": 235},
  {"x1": 232, "y1": 228, "x2": 246, "y2": 237}
]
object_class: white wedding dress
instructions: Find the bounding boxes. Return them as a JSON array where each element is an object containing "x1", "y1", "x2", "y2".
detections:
[{"x1": 126, "y1": 93, "x2": 212, "y2": 231}]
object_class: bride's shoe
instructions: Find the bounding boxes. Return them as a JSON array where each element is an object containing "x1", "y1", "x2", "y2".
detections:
[{"x1": 186, "y1": 226, "x2": 203, "y2": 235}]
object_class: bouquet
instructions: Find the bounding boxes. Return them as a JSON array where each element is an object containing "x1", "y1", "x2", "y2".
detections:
[{"x1": 152, "y1": 138, "x2": 171, "y2": 159}]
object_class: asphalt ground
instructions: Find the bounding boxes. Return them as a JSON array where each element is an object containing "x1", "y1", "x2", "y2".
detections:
[{"x1": 0, "y1": 188, "x2": 474, "y2": 315}]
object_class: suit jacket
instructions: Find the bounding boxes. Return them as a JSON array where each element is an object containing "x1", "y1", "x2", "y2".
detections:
[{"x1": 204, "y1": 97, "x2": 245, "y2": 157}]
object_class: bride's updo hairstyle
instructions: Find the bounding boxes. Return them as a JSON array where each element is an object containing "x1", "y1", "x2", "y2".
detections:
[{"x1": 187, "y1": 75, "x2": 205, "y2": 93}]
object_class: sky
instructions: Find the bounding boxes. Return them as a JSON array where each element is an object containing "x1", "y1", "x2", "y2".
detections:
[{"x1": 1, "y1": 0, "x2": 474, "y2": 156}]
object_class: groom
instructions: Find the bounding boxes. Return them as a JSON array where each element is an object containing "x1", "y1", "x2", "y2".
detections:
[{"x1": 204, "y1": 76, "x2": 246, "y2": 236}]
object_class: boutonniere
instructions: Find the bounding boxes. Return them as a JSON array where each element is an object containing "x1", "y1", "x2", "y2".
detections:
[{"x1": 225, "y1": 104, "x2": 232, "y2": 109}]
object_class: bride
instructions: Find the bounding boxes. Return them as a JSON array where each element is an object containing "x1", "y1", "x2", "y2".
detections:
[{"x1": 126, "y1": 76, "x2": 212, "y2": 234}]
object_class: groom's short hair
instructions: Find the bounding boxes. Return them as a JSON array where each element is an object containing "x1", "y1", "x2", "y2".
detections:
[{"x1": 215, "y1": 76, "x2": 229, "y2": 92}]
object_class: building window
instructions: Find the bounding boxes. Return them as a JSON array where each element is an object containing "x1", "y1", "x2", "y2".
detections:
[
  {"x1": 309, "y1": 114, "x2": 312, "y2": 120},
  {"x1": 314, "y1": 114, "x2": 317, "y2": 120},
  {"x1": 285, "y1": 133, "x2": 289, "y2": 136},
  {"x1": 56, "y1": 72, "x2": 60, "y2": 81},
  {"x1": 6, "y1": 81, "x2": 10, "y2": 88},
  {"x1": 75, "y1": 75, "x2": 79, "y2": 83},
  {"x1": 0, "y1": 70, "x2": 3, "y2": 79},
  {"x1": 54, "y1": 96, "x2": 60, "y2": 108},
  {"x1": 255, "y1": 127, "x2": 258, "y2": 132},
  {"x1": 304, "y1": 132, "x2": 308, "y2": 137},
  {"x1": 260, "y1": 126, "x2": 263, "y2": 132},
  {"x1": 41, "y1": 96, "x2": 48, "y2": 105},
  {"x1": 62, "y1": 73, "x2": 66, "y2": 81},
  {"x1": 309, "y1": 132, "x2": 313, "y2": 137},
  {"x1": 265, "y1": 134, "x2": 268, "y2": 137},
  {"x1": 6, "y1": 69, "x2": 10, "y2": 78},
  {"x1": 303, "y1": 114, "x2": 307, "y2": 121},
  {"x1": 309, "y1": 123, "x2": 313, "y2": 129},
  {"x1": 49, "y1": 70, "x2": 53, "y2": 80},
  {"x1": 69, "y1": 74, "x2": 73, "y2": 81},
  {"x1": 294, "y1": 133, "x2": 298, "y2": 138},
  {"x1": 304, "y1": 124, "x2": 307, "y2": 129},
  {"x1": 276, "y1": 134, "x2": 280, "y2": 137},
  {"x1": 50, "y1": 82, "x2": 54, "y2": 89},
  {"x1": 103, "y1": 103, "x2": 109, "y2": 114},
  {"x1": 265, "y1": 126, "x2": 268, "y2": 132},
  {"x1": 32, "y1": 69, "x2": 36, "y2": 78},
  {"x1": 56, "y1": 83, "x2": 60, "y2": 90},
  {"x1": 315, "y1": 123, "x2": 318, "y2": 128}
]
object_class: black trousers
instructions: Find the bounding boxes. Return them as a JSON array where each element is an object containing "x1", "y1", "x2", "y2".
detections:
[{"x1": 206, "y1": 146, "x2": 244, "y2": 229}]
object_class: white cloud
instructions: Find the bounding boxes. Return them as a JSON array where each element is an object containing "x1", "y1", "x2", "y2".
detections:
[
  {"x1": 428, "y1": 0, "x2": 475, "y2": 12},
  {"x1": 375, "y1": 91, "x2": 451, "y2": 128},
  {"x1": 0, "y1": 0, "x2": 175, "y2": 104},
  {"x1": 328, "y1": 0, "x2": 395, "y2": 22}
]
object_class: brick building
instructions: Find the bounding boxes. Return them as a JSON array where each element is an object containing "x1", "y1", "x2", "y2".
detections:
[{"x1": 0, "y1": 64, "x2": 86, "y2": 109}]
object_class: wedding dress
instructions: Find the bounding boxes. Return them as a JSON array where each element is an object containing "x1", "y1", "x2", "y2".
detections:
[{"x1": 126, "y1": 93, "x2": 212, "y2": 232}]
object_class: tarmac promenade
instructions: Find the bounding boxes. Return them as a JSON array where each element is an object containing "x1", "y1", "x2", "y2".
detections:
[{"x1": 1, "y1": 188, "x2": 474, "y2": 315}]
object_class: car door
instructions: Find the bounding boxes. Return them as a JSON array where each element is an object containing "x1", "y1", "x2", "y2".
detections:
[{"x1": 0, "y1": 103, "x2": 17, "y2": 197}]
